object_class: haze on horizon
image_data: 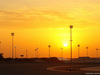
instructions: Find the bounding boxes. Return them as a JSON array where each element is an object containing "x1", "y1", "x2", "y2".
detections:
[{"x1": 0, "y1": 0, "x2": 100, "y2": 58}]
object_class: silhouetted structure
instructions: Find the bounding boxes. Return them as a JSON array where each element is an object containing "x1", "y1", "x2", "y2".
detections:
[
  {"x1": 78, "y1": 45, "x2": 80, "y2": 58},
  {"x1": 70, "y1": 25, "x2": 73, "y2": 62},
  {"x1": 26, "y1": 49, "x2": 27, "y2": 58},
  {"x1": 0, "y1": 53, "x2": 3, "y2": 61},
  {"x1": 15, "y1": 46, "x2": 16, "y2": 58},
  {"x1": 20, "y1": 55, "x2": 24, "y2": 58},
  {"x1": 2, "y1": 57, "x2": 59, "y2": 63},
  {"x1": 86, "y1": 47, "x2": 88, "y2": 57},
  {"x1": 96, "y1": 49, "x2": 99, "y2": 58},
  {"x1": 35, "y1": 48, "x2": 38, "y2": 58},
  {"x1": 0, "y1": 42, "x2": 1, "y2": 53},
  {"x1": 48, "y1": 45, "x2": 51, "y2": 58},
  {"x1": 11, "y1": 33, "x2": 14, "y2": 59},
  {"x1": 73, "y1": 57, "x2": 100, "y2": 63},
  {"x1": 61, "y1": 48, "x2": 63, "y2": 60}
]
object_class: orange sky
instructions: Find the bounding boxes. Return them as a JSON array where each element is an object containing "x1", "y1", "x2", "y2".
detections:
[{"x1": 0, "y1": 0, "x2": 100, "y2": 58}]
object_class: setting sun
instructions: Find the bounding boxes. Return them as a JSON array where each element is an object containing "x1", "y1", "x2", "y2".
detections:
[{"x1": 64, "y1": 43, "x2": 68, "y2": 47}]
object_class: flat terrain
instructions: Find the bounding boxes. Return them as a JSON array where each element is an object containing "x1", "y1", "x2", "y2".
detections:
[{"x1": 0, "y1": 63, "x2": 99, "y2": 75}]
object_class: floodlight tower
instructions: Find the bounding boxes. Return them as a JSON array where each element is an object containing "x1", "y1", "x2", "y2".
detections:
[
  {"x1": 61, "y1": 48, "x2": 63, "y2": 60},
  {"x1": 11, "y1": 33, "x2": 14, "y2": 59},
  {"x1": 86, "y1": 47, "x2": 88, "y2": 57},
  {"x1": 0, "y1": 42, "x2": 1, "y2": 53},
  {"x1": 70, "y1": 25, "x2": 73, "y2": 62},
  {"x1": 15, "y1": 46, "x2": 16, "y2": 58},
  {"x1": 78, "y1": 45, "x2": 80, "y2": 58},
  {"x1": 96, "y1": 49, "x2": 99, "y2": 58},
  {"x1": 48, "y1": 45, "x2": 51, "y2": 58},
  {"x1": 36, "y1": 48, "x2": 39, "y2": 58},
  {"x1": 26, "y1": 49, "x2": 27, "y2": 59}
]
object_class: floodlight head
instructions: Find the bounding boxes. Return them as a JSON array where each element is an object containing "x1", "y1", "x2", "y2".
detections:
[
  {"x1": 86, "y1": 47, "x2": 88, "y2": 49},
  {"x1": 70, "y1": 25, "x2": 73, "y2": 28},
  {"x1": 48, "y1": 45, "x2": 51, "y2": 47},
  {"x1": 96, "y1": 49, "x2": 99, "y2": 50},
  {"x1": 78, "y1": 45, "x2": 80, "y2": 47},
  {"x1": 11, "y1": 33, "x2": 14, "y2": 36},
  {"x1": 61, "y1": 48, "x2": 63, "y2": 49}
]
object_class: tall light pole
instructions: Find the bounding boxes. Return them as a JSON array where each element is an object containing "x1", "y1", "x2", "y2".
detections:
[
  {"x1": 35, "y1": 49, "x2": 37, "y2": 58},
  {"x1": 26, "y1": 49, "x2": 27, "y2": 59},
  {"x1": 48, "y1": 45, "x2": 51, "y2": 58},
  {"x1": 78, "y1": 45, "x2": 80, "y2": 58},
  {"x1": 96, "y1": 49, "x2": 99, "y2": 58},
  {"x1": 36, "y1": 48, "x2": 39, "y2": 58},
  {"x1": 70, "y1": 25, "x2": 73, "y2": 62},
  {"x1": 35, "y1": 48, "x2": 38, "y2": 58},
  {"x1": 86, "y1": 47, "x2": 88, "y2": 57},
  {"x1": 15, "y1": 46, "x2": 16, "y2": 58},
  {"x1": 11, "y1": 33, "x2": 14, "y2": 59},
  {"x1": 61, "y1": 48, "x2": 63, "y2": 60},
  {"x1": 0, "y1": 42, "x2": 1, "y2": 53}
]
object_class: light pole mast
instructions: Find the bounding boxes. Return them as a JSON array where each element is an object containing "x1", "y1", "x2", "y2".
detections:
[
  {"x1": 96, "y1": 49, "x2": 99, "y2": 58},
  {"x1": 78, "y1": 45, "x2": 80, "y2": 58},
  {"x1": 36, "y1": 48, "x2": 38, "y2": 58},
  {"x1": 15, "y1": 46, "x2": 16, "y2": 58},
  {"x1": 35, "y1": 49, "x2": 36, "y2": 58},
  {"x1": 0, "y1": 42, "x2": 1, "y2": 53},
  {"x1": 70, "y1": 25, "x2": 73, "y2": 62},
  {"x1": 61, "y1": 48, "x2": 63, "y2": 60},
  {"x1": 86, "y1": 47, "x2": 88, "y2": 57},
  {"x1": 48, "y1": 45, "x2": 51, "y2": 58},
  {"x1": 11, "y1": 33, "x2": 14, "y2": 59},
  {"x1": 35, "y1": 48, "x2": 38, "y2": 58},
  {"x1": 26, "y1": 49, "x2": 27, "y2": 59}
]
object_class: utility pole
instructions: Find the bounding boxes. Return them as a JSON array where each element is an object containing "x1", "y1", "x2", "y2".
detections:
[
  {"x1": 70, "y1": 25, "x2": 73, "y2": 62},
  {"x1": 11, "y1": 33, "x2": 14, "y2": 59}
]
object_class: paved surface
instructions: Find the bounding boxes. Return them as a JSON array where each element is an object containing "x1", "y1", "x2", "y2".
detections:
[
  {"x1": 0, "y1": 63, "x2": 97, "y2": 75},
  {"x1": 81, "y1": 66, "x2": 100, "y2": 71}
]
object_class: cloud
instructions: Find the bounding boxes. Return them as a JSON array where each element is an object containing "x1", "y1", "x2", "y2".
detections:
[
  {"x1": 0, "y1": 7, "x2": 100, "y2": 29},
  {"x1": 0, "y1": 9, "x2": 73, "y2": 29}
]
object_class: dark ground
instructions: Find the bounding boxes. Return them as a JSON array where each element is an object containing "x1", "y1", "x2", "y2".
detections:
[{"x1": 0, "y1": 63, "x2": 99, "y2": 75}]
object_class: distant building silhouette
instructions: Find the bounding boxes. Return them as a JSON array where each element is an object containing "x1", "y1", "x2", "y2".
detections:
[
  {"x1": 0, "y1": 53, "x2": 3, "y2": 60},
  {"x1": 73, "y1": 57, "x2": 100, "y2": 63}
]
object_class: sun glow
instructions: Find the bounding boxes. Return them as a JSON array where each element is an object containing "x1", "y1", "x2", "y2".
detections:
[{"x1": 64, "y1": 43, "x2": 68, "y2": 47}]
